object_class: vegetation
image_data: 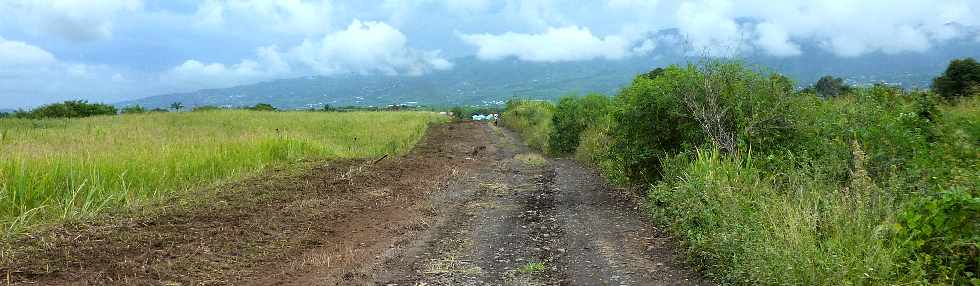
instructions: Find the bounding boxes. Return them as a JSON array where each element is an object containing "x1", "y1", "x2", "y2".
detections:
[
  {"x1": 0, "y1": 110, "x2": 445, "y2": 236},
  {"x1": 120, "y1": 105, "x2": 146, "y2": 114},
  {"x1": 249, "y1": 103, "x2": 277, "y2": 111},
  {"x1": 548, "y1": 94, "x2": 611, "y2": 155},
  {"x1": 807, "y1": 75, "x2": 851, "y2": 98},
  {"x1": 518, "y1": 261, "x2": 547, "y2": 274},
  {"x1": 191, "y1": 105, "x2": 222, "y2": 112},
  {"x1": 502, "y1": 59, "x2": 979, "y2": 285},
  {"x1": 11, "y1": 100, "x2": 118, "y2": 119},
  {"x1": 515, "y1": 153, "x2": 547, "y2": 167},
  {"x1": 500, "y1": 100, "x2": 553, "y2": 153},
  {"x1": 933, "y1": 57, "x2": 980, "y2": 100}
]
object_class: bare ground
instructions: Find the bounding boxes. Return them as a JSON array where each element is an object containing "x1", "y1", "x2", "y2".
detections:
[{"x1": 1, "y1": 121, "x2": 708, "y2": 285}]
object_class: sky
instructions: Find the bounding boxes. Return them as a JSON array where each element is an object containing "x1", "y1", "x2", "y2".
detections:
[{"x1": 1, "y1": 0, "x2": 979, "y2": 109}]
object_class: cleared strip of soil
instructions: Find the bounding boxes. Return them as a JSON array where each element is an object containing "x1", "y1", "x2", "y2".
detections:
[{"x1": 2, "y1": 121, "x2": 708, "y2": 285}]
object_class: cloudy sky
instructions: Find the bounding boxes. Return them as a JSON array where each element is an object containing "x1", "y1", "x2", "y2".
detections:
[{"x1": 1, "y1": 0, "x2": 979, "y2": 109}]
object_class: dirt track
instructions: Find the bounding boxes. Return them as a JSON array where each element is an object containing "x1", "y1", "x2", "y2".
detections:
[{"x1": 2, "y1": 121, "x2": 706, "y2": 285}]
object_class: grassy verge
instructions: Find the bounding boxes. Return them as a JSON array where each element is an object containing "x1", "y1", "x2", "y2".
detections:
[
  {"x1": 0, "y1": 110, "x2": 446, "y2": 236},
  {"x1": 501, "y1": 61, "x2": 978, "y2": 284}
]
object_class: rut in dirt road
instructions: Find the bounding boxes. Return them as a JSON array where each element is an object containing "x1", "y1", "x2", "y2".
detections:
[{"x1": 376, "y1": 124, "x2": 708, "y2": 285}]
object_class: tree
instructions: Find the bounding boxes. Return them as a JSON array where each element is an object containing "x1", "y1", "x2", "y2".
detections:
[
  {"x1": 121, "y1": 105, "x2": 146, "y2": 114},
  {"x1": 14, "y1": 100, "x2": 117, "y2": 119},
  {"x1": 932, "y1": 57, "x2": 980, "y2": 100},
  {"x1": 250, "y1": 103, "x2": 277, "y2": 111},
  {"x1": 642, "y1": 67, "x2": 666, "y2": 80},
  {"x1": 170, "y1": 102, "x2": 184, "y2": 111},
  {"x1": 813, "y1": 75, "x2": 849, "y2": 98}
]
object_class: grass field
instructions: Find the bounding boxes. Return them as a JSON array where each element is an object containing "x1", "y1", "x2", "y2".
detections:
[{"x1": 0, "y1": 110, "x2": 446, "y2": 236}]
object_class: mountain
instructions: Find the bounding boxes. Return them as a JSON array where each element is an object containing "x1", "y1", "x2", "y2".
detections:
[
  {"x1": 119, "y1": 57, "x2": 649, "y2": 109},
  {"x1": 121, "y1": 43, "x2": 979, "y2": 109}
]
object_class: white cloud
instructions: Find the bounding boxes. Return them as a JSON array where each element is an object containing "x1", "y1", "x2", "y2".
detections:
[
  {"x1": 288, "y1": 20, "x2": 452, "y2": 76},
  {"x1": 674, "y1": 0, "x2": 748, "y2": 56},
  {"x1": 1, "y1": 0, "x2": 142, "y2": 42},
  {"x1": 755, "y1": 22, "x2": 801, "y2": 57},
  {"x1": 163, "y1": 45, "x2": 292, "y2": 89},
  {"x1": 165, "y1": 20, "x2": 452, "y2": 89},
  {"x1": 460, "y1": 26, "x2": 634, "y2": 62},
  {"x1": 0, "y1": 36, "x2": 57, "y2": 66},
  {"x1": 724, "y1": 0, "x2": 980, "y2": 57},
  {"x1": 193, "y1": 0, "x2": 333, "y2": 36}
]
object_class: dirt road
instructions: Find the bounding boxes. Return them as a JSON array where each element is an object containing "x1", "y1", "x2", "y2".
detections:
[{"x1": 3, "y1": 122, "x2": 706, "y2": 285}]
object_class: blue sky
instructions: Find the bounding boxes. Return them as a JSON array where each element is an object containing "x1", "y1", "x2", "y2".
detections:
[{"x1": 1, "y1": 0, "x2": 979, "y2": 109}]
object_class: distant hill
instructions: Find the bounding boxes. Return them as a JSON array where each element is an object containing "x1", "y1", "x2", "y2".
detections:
[{"x1": 120, "y1": 42, "x2": 979, "y2": 109}]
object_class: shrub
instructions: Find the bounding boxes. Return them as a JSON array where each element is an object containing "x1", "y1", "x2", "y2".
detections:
[
  {"x1": 812, "y1": 75, "x2": 851, "y2": 98},
  {"x1": 548, "y1": 93, "x2": 611, "y2": 154},
  {"x1": 932, "y1": 57, "x2": 980, "y2": 100},
  {"x1": 895, "y1": 188, "x2": 979, "y2": 284},
  {"x1": 609, "y1": 66, "x2": 701, "y2": 183},
  {"x1": 13, "y1": 100, "x2": 117, "y2": 119},
  {"x1": 501, "y1": 99, "x2": 554, "y2": 152},
  {"x1": 121, "y1": 105, "x2": 146, "y2": 114},
  {"x1": 249, "y1": 103, "x2": 277, "y2": 111}
]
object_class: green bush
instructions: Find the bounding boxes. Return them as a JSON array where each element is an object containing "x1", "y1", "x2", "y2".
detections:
[
  {"x1": 501, "y1": 99, "x2": 554, "y2": 152},
  {"x1": 609, "y1": 66, "x2": 701, "y2": 183},
  {"x1": 498, "y1": 59, "x2": 978, "y2": 285},
  {"x1": 932, "y1": 57, "x2": 980, "y2": 100},
  {"x1": 895, "y1": 188, "x2": 979, "y2": 284},
  {"x1": 549, "y1": 94, "x2": 611, "y2": 154},
  {"x1": 249, "y1": 103, "x2": 277, "y2": 111},
  {"x1": 13, "y1": 100, "x2": 117, "y2": 119},
  {"x1": 609, "y1": 61, "x2": 795, "y2": 184}
]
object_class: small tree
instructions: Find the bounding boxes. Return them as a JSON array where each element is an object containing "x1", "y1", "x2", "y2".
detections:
[
  {"x1": 14, "y1": 100, "x2": 117, "y2": 119},
  {"x1": 813, "y1": 75, "x2": 849, "y2": 98},
  {"x1": 250, "y1": 103, "x2": 277, "y2": 111},
  {"x1": 170, "y1": 102, "x2": 184, "y2": 111},
  {"x1": 932, "y1": 57, "x2": 980, "y2": 100}
]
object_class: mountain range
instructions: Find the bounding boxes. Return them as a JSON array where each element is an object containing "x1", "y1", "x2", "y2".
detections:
[{"x1": 119, "y1": 41, "x2": 980, "y2": 109}]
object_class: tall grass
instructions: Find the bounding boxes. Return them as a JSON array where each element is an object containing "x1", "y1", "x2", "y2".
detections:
[
  {"x1": 500, "y1": 100, "x2": 554, "y2": 153},
  {"x1": 501, "y1": 61, "x2": 978, "y2": 284},
  {"x1": 0, "y1": 110, "x2": 445, "y2": 235}
]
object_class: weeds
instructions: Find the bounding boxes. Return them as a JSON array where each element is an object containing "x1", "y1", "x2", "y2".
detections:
[
  {"x1": 518, "y1": 261, "x2": 546, "y2": 274},
  {"x1": 515, "y1": 153, "x2": 547, "y2": 167}
]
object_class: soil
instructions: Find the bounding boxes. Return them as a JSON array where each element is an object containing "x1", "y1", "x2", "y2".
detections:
[{"x1": 1, "y1": 121, "x2": 709, "y2": 285}]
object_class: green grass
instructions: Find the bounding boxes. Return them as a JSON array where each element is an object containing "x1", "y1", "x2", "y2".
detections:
[
  {"x1": 518, "y1": 261, "x2": 546, "y2": 274},
  {"x1": 501, "y1": 100, "x2": 554, "y2": 153},
  {"x1": 0, "y1": 110, "x2": 446, "y2": 236},
  {"x1": 501, "y1": 66, "x2": 979, "y2": 284},
  {"x1": 515, "y1": 153, "x2": 547, "y2": 167}
]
